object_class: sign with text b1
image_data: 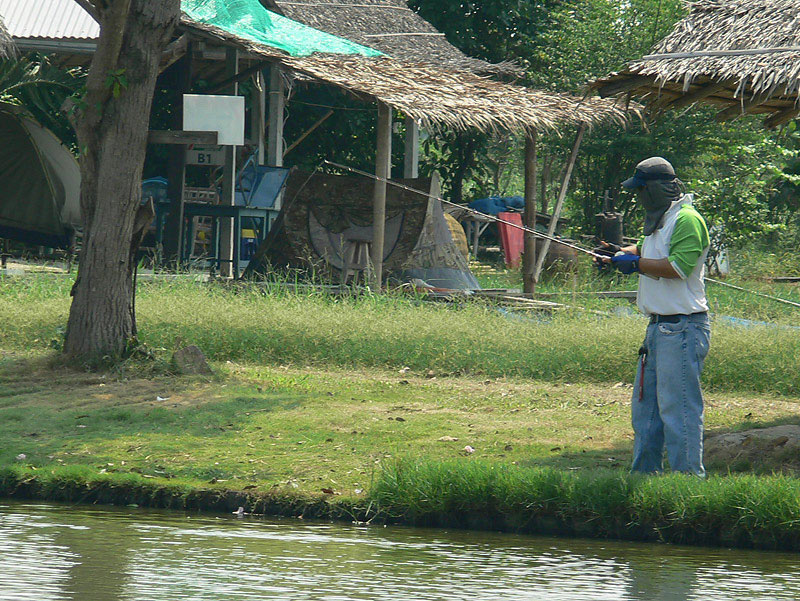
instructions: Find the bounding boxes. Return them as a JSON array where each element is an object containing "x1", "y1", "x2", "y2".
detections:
[{"x1": 187, "y1": 145, "x2": 224, "y2": 166}]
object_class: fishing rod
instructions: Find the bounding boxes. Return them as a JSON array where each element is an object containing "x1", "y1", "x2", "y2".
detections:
[
  {"x1": 324, "y1": 160, "x2": 800, "y2": 310},
  {"x1": 323, "y1": 160, "x2": 606, "y2": 260},
  {"x1": 704, "y1": 277, "x2": 800, "y2": 309}
]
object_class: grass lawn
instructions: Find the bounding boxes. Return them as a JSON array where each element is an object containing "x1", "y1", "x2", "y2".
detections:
[{"x1": 3, "y1": 352, "x2": 798, "y2": 497}]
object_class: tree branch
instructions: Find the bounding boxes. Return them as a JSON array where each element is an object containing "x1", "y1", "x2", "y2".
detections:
[{"x1": 72, "y1": 0, "x2": 99, "y2": 20}]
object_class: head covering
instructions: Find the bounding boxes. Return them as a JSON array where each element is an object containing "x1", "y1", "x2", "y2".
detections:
[{"x1": 622, "y1": 157, "x2": 683, "y2": 235}]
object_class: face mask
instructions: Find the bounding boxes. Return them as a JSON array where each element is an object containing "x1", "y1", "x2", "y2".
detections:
[{"x1": 638, "y1": 179, "x2": 683, "y2": 235}]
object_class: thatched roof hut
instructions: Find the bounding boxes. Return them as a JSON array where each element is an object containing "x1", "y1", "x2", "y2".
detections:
[
  {"x1": 591, "y1": 0, "x2": 800, "y2": 128},
  {"x1": 259, "y1": 0, "x2": 517, "y2": 76},
  {"x1": 0, "y1": 17, "x2": 15, "y2": 59},
  {"x1": 188, "y1": 18, "x2": 635, "y2": 134}
]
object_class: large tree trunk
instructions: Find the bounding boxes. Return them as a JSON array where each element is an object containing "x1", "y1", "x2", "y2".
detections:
[{"x1": 64, "y1": 0, "x2": 180, "y2": 359}]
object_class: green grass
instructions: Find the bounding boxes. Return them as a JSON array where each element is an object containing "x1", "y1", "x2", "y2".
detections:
[
  {"x1": 1, "y1": 271, "x2": 799, "y2": 394},
  {"x1": 370, "y1": 460, "x2": 800, "y2": 549},
  {"x1": 2, "y1": 264, "x2": 800, "y2": 549}
]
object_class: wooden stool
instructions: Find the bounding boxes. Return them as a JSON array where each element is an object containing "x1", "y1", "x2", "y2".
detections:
[{"x1": 341, "y1": 237, "x2": 372, "y2": 285}]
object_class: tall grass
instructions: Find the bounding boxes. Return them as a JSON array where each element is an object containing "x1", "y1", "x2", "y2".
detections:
[
  {"x1": 371, "y1": 460, "x2": 800, "y2": 550},
  {"x1": 2, "y1": 274, "x2": 799, "y2": 394}
]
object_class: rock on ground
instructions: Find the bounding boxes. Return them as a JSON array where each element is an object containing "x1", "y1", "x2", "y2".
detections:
[
  {"x1": 171, "y1": 345, "x2": 212, "y2": 375},
  {"x1": 704, "y1": 425, "x2": 800, "y2": 472}
]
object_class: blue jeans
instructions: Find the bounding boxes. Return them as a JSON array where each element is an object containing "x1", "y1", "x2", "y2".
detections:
[{"x1": 631, "y1": 313, "x2": 711, "y2": 476}]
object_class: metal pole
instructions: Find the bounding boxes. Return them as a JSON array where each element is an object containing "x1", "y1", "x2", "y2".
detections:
[
  {"x1": 523, "y1": 131, "x2": 538, "y2": 293},
  {"x1": 219, "y1": 47, "x2": 238, "y2": 278},
  {"x1": 371, "y1": 102, "x2": 392, "y2": 289}
]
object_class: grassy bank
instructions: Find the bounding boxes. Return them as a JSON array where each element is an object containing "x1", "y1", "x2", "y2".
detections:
[
  {"x1": 2, "y1": 355, "x2": 800, "y2": 549},
  {"x1": 1, "y1": 273, "x2": 800, "y2": 394}
]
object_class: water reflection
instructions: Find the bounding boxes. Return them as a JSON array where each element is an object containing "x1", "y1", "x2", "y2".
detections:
[{"x1": 0, "y1": 502, "x2": 798, "y2": 600}]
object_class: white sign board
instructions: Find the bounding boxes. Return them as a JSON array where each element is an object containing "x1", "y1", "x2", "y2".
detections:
[
  {"x1": 187, "y1": 145, "x2": 225, "y2": 166},
  {"x1": 183, "y1": 94, "x2": 245, "y2": 146}
]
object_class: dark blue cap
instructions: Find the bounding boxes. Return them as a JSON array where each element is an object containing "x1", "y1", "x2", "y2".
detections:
[{"x1": 621, "y1": 157, "x2": 676, "y2": 188}]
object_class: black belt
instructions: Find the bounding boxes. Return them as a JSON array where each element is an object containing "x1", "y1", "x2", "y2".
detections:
[{"x1": 650, "y1": 311, "x2": 707, "y2": 324}]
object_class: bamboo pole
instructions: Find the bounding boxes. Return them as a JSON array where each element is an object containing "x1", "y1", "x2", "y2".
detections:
[
  {"x1": 371, "y1": 102, "x2": 392, "y2": 290},
  {"x1": 522, "y1": 131, "x2": 538, "y2": 293},
  {"x1": 219, "y1": 47, "x2": 238, "y2": 278},
  {"x1": 533, "y1": 123, "x2": 586, "y2": 282}
]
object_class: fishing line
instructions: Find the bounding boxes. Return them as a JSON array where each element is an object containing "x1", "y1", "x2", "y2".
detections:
[
  {"x1": 323, "y1": 159, "x2": 800, "y2": 311},
  {"x1": 323, "y1": 160, "x2": 605, "y2": 259}
]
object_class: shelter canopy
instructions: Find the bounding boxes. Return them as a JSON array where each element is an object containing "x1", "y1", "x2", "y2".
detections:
[
  {"x1": 260, "y1": 0, "x2": 518, "y2": 76},
  {"x1": 591, "y1": 0, "x2": 800, "y2": 128}
]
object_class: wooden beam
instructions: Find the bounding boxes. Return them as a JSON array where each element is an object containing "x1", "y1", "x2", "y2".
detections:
[
  {"x1": 404, "y1": 116, "x2": 420, "y2": 179},
  {"x1": 251, "y1": 69, "x2": 266, "y2": 164},
  {"x1": 283, "y1": 109, "x2": 334, "y2": 158},
  {"x1": 533, "y1": 123, "x2": 586, "y2": 282},
  {"x1": 764, "y1": 106, "x2": 800, "y2": 129},
  {"x1": 522, "y1": 131, "x2": 537, "y2": 294},
  {"x1": 596, "y1": 75, "x2": 655, "y2": 98},
  {"x1": 655, "y1": 80, "x2": 731, "y2": 111},
  {"x1": 147, "y1": 130, "x2": 218, "y2": 145},
  {"x1": 715, "y1": 91, "x2": 775, "y2": 121},
  {"x1": 371, "y1": 102, "x2": 392, "y2": 290},
  {"x1": 267, "y1": 65, "x2": 286, "y2": 167},
  {"x1": 159, "y1": 35, "x2": 189, "y2": 74},
  {"x1": 206, "y1": 61, "x2": 270, "y2": 94}
]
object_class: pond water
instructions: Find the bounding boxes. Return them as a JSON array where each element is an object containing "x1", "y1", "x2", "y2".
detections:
[{"x1": 1, "y1": 501, "x2": 798, "y2": 600}]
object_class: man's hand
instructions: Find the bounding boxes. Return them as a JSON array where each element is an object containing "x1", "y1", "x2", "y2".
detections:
[{"x1": 610, "y1": 253, "x2": 640, "y2": 274}]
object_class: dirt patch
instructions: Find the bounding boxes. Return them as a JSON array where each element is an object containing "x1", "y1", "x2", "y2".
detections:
[{"x1": 705, "y1": 425, "x2": 800, "y2": 472}]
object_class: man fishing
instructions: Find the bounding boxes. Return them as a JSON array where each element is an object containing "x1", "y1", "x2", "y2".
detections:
[{"x1": 600, "y1": 157, "x2": 711, "y2": 476}]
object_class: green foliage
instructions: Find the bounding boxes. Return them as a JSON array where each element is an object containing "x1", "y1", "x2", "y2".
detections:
[
  {"x1": 104, "y1": 68, "x2": 128, "y2": 99},
  {"x1": 0, "y1": 54, "x2": 84, "y2": 147}
]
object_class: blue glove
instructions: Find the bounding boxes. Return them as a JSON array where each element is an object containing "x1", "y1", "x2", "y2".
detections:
[{"x1": 611, "y1": 253, "x2": 640, "y2": 274}]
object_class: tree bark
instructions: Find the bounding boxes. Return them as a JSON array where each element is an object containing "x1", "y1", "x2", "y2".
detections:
[{"x1": 64, "y1": 0, "x2": 180, "y2": 359}]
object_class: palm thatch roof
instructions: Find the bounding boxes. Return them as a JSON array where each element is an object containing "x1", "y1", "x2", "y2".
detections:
[
  {"x1": 259, "y1": 0, "x2": 519, "y2": 76},
  {"x1": 187, "y1": 18, "x2": 636, "y2": 133},
  {"x1": 0, "y1": 17, "x2": 15, "y2": 59},
  {"x1": 591, "y1": 0, "x2": 800, "y2": 128}
]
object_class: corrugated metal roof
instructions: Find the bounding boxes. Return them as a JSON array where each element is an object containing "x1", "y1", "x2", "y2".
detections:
[{"x1": 0, "y1": 0, "x2": 99, "y2": 41}]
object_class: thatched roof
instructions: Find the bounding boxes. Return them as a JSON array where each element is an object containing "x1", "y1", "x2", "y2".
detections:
[
  {"x1": 187, "y1": 19, "x2": 636, "y2": 133},
  {"x1": 0, "y1": 17, "x2": 15, "y2": 59},
  {"x1": 259, "y1": 0, "x2": 519, "y2": 76},
  {"x1": 591, "y1": 0, "x2": 800, "y2": 128}
]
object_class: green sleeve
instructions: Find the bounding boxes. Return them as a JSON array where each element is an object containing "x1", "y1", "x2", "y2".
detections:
[{"x1": 668, "y1": 208, "x2": 709, "y2": 278}]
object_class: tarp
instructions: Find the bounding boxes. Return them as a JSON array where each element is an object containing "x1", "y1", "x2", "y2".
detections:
[
  {"x1": 244, "y1": 171, "x2": 479, "y2": 289},
  {"x1": 0, "y1": 106, "x2": 81, "y2": 247},
  {"x1": 181, "y1": 0, "x2": 383, "y2": 57}
]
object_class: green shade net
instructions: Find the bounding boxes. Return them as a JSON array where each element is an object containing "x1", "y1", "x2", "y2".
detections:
[{"x1": 181, "y1": 0, "x2": 383, "y2": 57}]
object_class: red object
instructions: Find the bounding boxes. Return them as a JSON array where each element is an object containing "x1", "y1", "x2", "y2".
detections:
[{"x1": 497, "y1": 212, "x2": 524, "y2": 267}]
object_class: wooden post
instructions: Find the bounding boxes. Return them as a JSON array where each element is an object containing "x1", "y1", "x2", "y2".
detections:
[
  {"x1": 267, "y1": 65, "x2": 285, "y2": 215},
  {"x1": 371, "y1": 102, "x2": 392, "y2": 290},
  {"x1": 267, "y1": 65, "x2": 285, "y2": 167},
  {"x1": 533, "y1": 123, "x2": 586, "y2": 282},
  {"x1": 218, "y1": 47, "x2": 238, "y2": 278},
  {"x1": 404, "y1": 115, "x2": 419, "y2": 179},
  {"x1": 161, "y1": 46, "x2": 192, "y2": 265},
  {"x1": 251, "y1": 70, "x2": 266, "y2": 165},
  {"x1": 522, "y1": 131, "x2": 538, "y2": 294}
]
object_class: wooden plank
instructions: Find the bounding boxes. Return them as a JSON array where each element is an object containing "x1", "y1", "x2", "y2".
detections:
[
  {"x1": 148, "y1": 130, "x2": 218, "y2": 145},
  {"x1": 596, "y1": 75, "x2": 654, "y2": 97},
  {"x1": 764, "y1": 107, "x2": 800, "y2": 129},
  {"x1": 206, "y1": 61, "x2": 270, "y2": 94},
  {"x1": 371, "y1": 102, "x2": 392, "y2": 289},
  {"x1": 404, "y1": 116, "x2": 420, "y2": 179},
  {"x1": 533, "y1": 123, "x2": 586, "y2": 281},
  {"x1": 284, "y1": 109, "x2": 334, "y2": 157},
  {"x1": 522, "y1": 131, "x2": 537, "y2": 293},
  {"x1": 655, "y1": 80, "x2": 731, "y2": 111}
]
